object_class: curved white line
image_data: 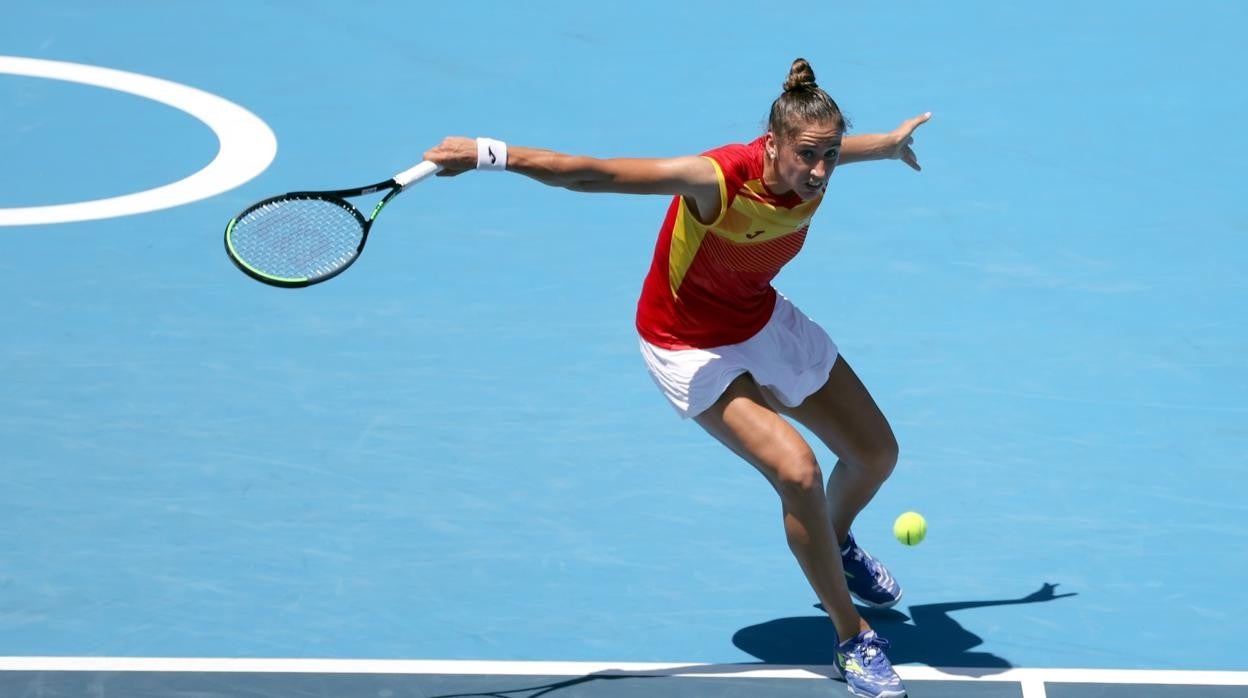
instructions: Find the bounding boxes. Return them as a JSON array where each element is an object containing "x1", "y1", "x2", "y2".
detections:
[{"x1": 0, "y1": 55, "x2": 277, "y2": 226}]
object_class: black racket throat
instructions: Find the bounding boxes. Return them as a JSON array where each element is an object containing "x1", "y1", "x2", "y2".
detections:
[{"x1": 290, "y1": 177, "x2": 399, "y2": 200}]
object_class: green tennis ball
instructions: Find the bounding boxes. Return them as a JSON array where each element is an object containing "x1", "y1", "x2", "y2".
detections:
[{"x1": 893, "y1": 511, "x2": 927, "y2": 546}]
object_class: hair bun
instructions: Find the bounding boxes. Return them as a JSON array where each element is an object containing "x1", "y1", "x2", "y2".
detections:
[{"x1": 783, "y1": 58, "x2": 818, "y2": 92}]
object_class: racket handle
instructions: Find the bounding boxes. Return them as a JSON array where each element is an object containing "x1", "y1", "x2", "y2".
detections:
[{"x1": 393, "y1": 161, "x2": 442, "y2": 190}]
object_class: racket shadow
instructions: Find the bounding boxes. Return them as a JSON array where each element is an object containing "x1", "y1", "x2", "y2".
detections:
[
  {"x1": 732, "y1": 582, "x2": 1077, "y2": 675},
  {"x1": 418, "y1": 657, "x2": 842, "y2": 697},
  {"x1": 424, "y1": 673, "x2": 654, "y2": 698}
]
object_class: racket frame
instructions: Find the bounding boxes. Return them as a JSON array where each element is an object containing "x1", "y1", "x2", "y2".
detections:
[{"x1": 224, "y1": 161, "x2": 441, "y2": 288}]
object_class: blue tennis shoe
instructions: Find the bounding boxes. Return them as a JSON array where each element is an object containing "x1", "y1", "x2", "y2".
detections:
[
  {"x1": 835, "y1": 629, "x2": 906, "y2": 698},
  {"x1": 840, "y1": 531, "x2": 902, "y2": 608}
]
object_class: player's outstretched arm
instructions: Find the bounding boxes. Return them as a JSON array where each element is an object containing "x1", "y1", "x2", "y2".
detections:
[
  {"x1": 839, "y1": 112, "x2": 932, "y2": 171},
  {"x1": 423, "y1": 136, "x2": 722, "y2": 217}
]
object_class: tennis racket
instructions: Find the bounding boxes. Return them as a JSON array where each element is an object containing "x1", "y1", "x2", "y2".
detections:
[{"x1": 224, "y1": 160, "x2": 442, "y2": 287}]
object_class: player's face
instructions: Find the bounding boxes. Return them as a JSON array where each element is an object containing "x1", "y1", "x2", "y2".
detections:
[{"x1": 766, "y1": 121, "x2": 843, "y2": 200}]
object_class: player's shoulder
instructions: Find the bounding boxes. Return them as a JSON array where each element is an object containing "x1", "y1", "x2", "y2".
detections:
[
  {"x1": 700, "y1": 137, "x2": 764, "y2": 164},
  {"x1": 700, "y1": 137, "x2": 764, "y2": 184}
]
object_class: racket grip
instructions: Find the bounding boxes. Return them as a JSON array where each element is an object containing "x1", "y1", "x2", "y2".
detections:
[{"x1": 394, "y1": 161, "x2": 443, "y2": 190}]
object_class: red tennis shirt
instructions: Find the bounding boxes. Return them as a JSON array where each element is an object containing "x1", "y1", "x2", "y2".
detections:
[{"x1": 635, "y1": 137, "x2": 825, "y2": 349}]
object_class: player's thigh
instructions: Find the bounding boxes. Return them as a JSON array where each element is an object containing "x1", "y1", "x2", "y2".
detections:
[
  {"x1": 779, "y1": 356, "x2": 898, "y2": 470},
  {"x1": 695, "y1": 373, "x2": 820, "y2": 490}
]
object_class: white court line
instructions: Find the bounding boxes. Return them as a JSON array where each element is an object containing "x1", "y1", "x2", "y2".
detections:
[
  {"x1": 0, "y1": 55, "x2": 276, "y2": 226},
  {"x1": 1, "y1": 657, "x2": 1247, "y2": 690},
  {"x1": 1020, "y1": 677, "x2": 1048, "y2": 698}
]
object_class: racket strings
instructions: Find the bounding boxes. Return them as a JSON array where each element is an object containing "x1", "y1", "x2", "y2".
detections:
[{"x1": 229, "y1": 197, "x2": 365, "y2": 280}]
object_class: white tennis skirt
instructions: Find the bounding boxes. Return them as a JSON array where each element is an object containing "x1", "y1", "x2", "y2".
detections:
[{"x1": 639, "y1": 294, "x2": 839, "y2": 419}]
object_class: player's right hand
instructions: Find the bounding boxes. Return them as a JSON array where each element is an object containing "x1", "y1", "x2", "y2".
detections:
[{"x1": 423, "y1": 137, "x2": 478, "y2": 177}]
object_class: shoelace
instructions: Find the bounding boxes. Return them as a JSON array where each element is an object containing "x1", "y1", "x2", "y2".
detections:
[{"x1": 859, "y1": 634, "x2": 892, "y2": 670}]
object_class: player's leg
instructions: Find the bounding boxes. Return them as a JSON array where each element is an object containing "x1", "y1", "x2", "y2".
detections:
[
  {"x1": 775, "y1": 355, "x2": 902, "y2": 608},
  {"x1": 694, "y1": 372, "x2": 868, "y2": 642},
  {"x1": 698, "y1": 372, "x2": 906, "y2": 697},
  {"x1": 780, "y1": 355, "x2": 898, "y2": 540}
]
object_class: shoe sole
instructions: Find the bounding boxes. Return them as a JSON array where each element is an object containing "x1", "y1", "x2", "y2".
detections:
[
  {"x1": 850, "y1": 587, "x2": 903, "y2": 609},
  {"x1": 846, "y1": 686, "x2": 907, "y2": 698},
  {"x1": 835, "y1": 663, "x2": 907, "y2": 698}
]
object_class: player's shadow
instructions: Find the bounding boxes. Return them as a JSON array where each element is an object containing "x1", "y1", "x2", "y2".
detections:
[
  {"x1": 733, "y1": 582, "x2": 1076, "y2": 675},
  {"x1": 421, "y1": 583, "x2": 1077, "y2": 697}
]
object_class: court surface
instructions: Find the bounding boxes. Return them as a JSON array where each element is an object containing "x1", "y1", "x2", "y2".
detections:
[{"x1": 2, "y1": 2, "x2": 1246, "y2": 697}]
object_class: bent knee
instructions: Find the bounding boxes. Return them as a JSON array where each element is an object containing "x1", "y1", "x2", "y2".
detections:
[
  {"x1": 773, "y1": 448, "x2": 824, "y2": 499},
  {"x1": 854, "y1": 436, "x2": 899, "y2": 479}
]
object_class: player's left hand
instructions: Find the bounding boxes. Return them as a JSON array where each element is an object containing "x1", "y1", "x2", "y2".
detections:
[
  {"x1": 1021, "y1": 582, "x2": 1078, "y2": 603},
  {"x1": 889, "y1": 112, "x2": 931, "y2": 171}
]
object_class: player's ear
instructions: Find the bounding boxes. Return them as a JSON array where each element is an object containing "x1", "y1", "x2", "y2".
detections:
[{"x1": 764, "y1": 132, "x2": 778, "y2": 160}]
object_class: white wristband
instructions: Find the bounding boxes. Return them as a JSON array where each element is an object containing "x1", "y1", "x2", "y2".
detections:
[{"x1": 476, "y1": 137, "x2": 508, "y2": 171}]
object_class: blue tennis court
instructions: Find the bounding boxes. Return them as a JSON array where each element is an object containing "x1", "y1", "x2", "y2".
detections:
[{"x1": 2, "y1": 2, "x2": 1246, "y2": 697}]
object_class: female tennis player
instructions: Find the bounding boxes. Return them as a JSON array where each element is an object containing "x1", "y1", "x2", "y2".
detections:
[{"x1": 425, "y1": 58, "x2": 928, "y2": 698}]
